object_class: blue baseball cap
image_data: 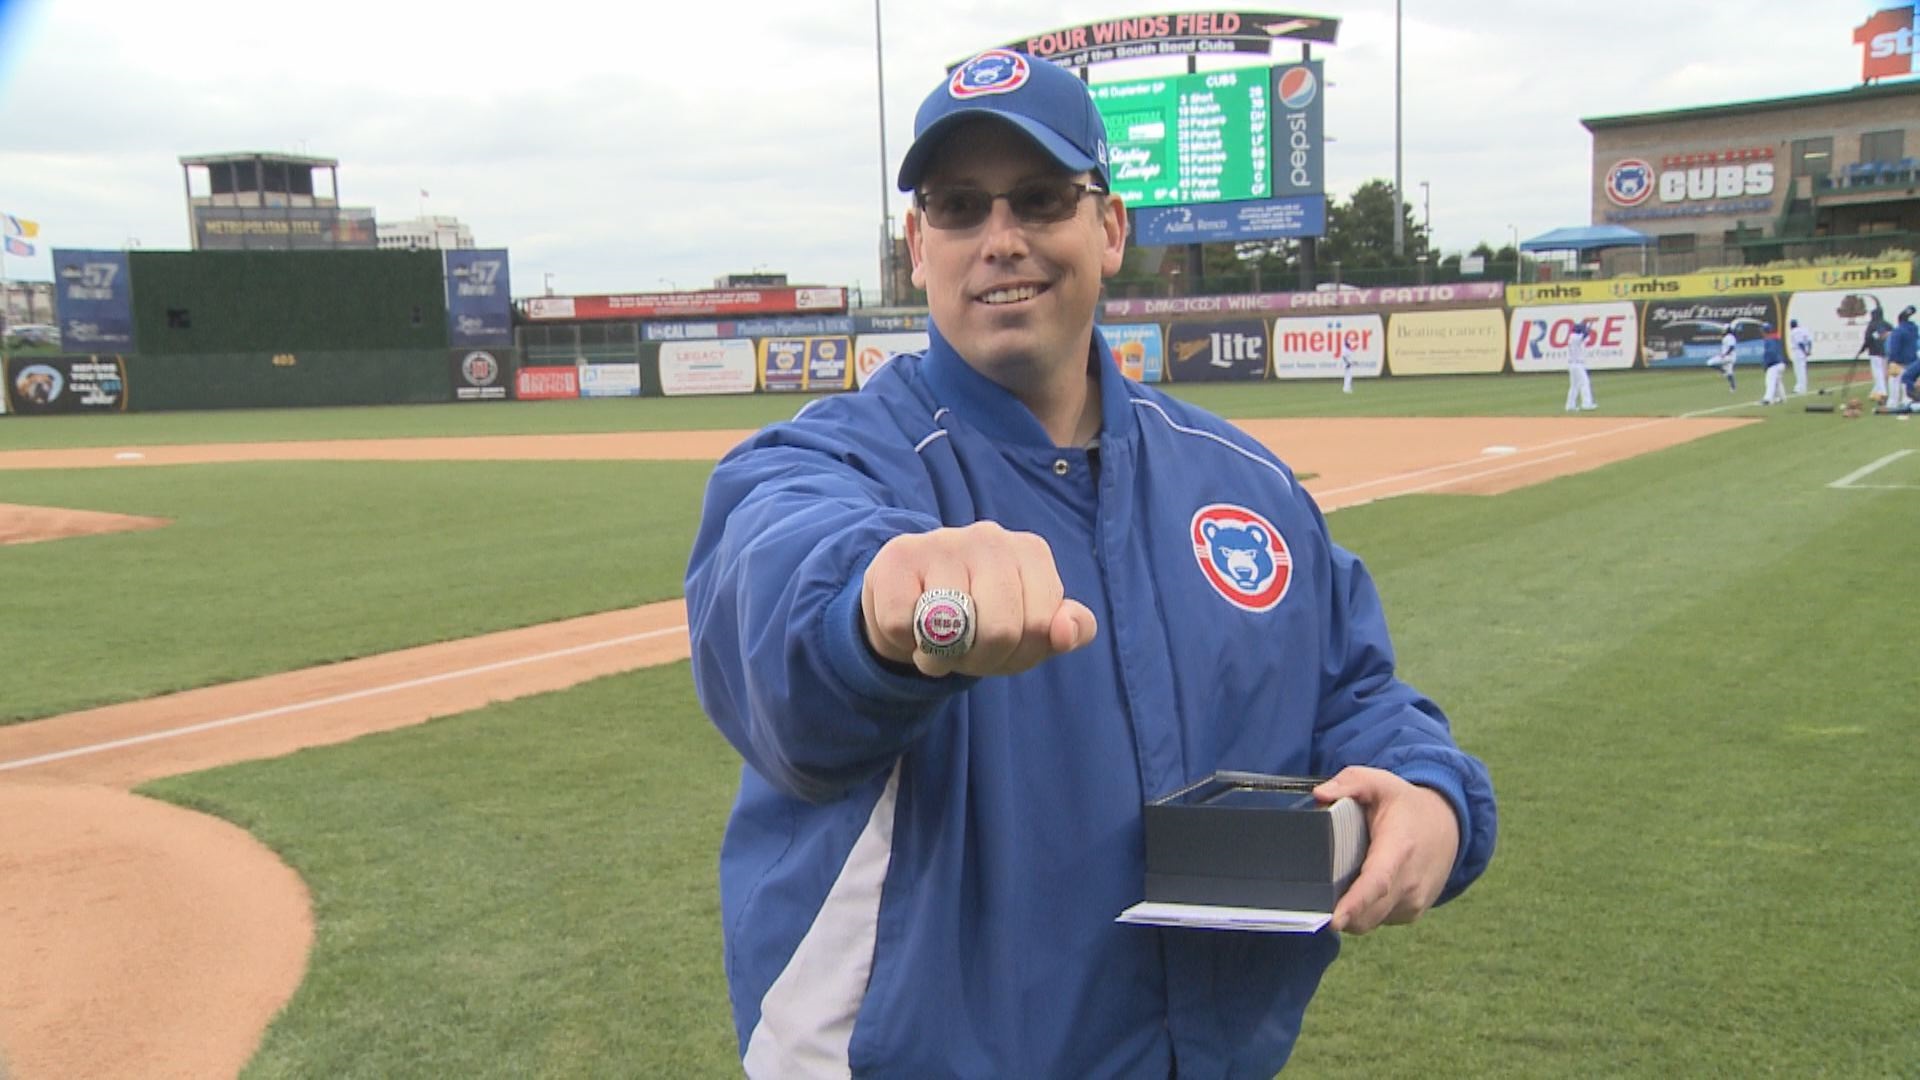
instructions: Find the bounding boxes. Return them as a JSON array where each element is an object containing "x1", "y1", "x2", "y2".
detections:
[{"x1": 896, "y1": 49, "x2": 1110, "y2": 193}]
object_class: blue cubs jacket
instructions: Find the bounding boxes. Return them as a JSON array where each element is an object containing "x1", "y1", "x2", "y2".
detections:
[{"x1": 685, "y1": 326, "x2": 1497, "y2": 1078}]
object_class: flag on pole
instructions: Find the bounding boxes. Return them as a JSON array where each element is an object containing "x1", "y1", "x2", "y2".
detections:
[
  {"x1": 419, "y1": 189, "x2": 430, "y2": 198},
  {"x1": 3, "y1": 236, "x2": 33, "y2": 257},
  {"x1": 1, "y1": 214, "x2": 40, "y2": 238}
]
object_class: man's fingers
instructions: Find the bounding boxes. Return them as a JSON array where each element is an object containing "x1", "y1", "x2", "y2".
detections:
[{"x1": 1050, "y1": 600, "x2": 1097, "y2": 654}]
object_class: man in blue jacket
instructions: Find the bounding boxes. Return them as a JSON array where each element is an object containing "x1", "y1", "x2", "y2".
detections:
[{"x1": 686, "y1": 49, "x2": 1497, "y2": 1078}]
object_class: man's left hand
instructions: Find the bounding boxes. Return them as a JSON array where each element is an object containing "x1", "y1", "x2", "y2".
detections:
[{"x1": 1314, "y1": 766, "x2": 1460, "y2": 935}]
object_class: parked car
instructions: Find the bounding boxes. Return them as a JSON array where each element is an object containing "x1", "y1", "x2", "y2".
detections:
[{"x1": 3, "y1": 323, "x2": 61, "y2": 348}]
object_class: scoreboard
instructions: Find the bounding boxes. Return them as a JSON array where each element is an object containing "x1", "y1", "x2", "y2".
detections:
[{"x1": 1091, "y1": 67, "x2": 1270, "y2": 209}]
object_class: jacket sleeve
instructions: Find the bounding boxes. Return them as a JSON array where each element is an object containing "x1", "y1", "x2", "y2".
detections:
[
  {"x1": 1305, "y1": 511, "x2": 1497, "y2": 905},
  {"x1": 685, "y1": 423, "x2": 974, "y2": 805}
]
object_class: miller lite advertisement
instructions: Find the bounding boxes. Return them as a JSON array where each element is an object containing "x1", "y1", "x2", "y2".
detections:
[
  {"x1": 1168, "y1": 319, "x2": 1269, "y2": 382},
  {"x1": 1271, "y1": 60, "x2": 1324, "y2": 198}
]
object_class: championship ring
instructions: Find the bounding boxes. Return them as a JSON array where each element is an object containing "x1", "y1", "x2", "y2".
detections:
[{"x1": 913, "y1": 588, "x2": 976, "y2": 659}]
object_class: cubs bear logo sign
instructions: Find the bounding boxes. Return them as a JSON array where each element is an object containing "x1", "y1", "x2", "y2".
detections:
[{"x1": 1190, "y1": 503, "x2": 1292, "y2": 612}]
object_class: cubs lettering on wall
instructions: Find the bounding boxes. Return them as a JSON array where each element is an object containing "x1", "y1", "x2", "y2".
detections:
[
  {"x1": 1269, "y1": 314, "x2": 1382, "y2": 380},
  {"x1": 1098, "y1": 323, "x2": 1164, "y2": 383},
  {"x1": 1641, "y1": 298, "x2": 1780, "y2": 368},
  {"x1": 1387, "y1": 309, "x2": 1507, "y2": 376},
  {"x1": 1509, "y1": 304, "x2": 1637, "y2": 373},
  {"x1": 1785, "y1": 286, "x2": 1920, "y2": 361},
  {"x1": 1601, "y1": 147, "x2": 1775, "y2": 224},
  {"x1": 1166, "y1": 319, "x2": 1268, "y2": 381},
  {"x1": 661, "y1": 339, "x2": 757, "y2": 396}
]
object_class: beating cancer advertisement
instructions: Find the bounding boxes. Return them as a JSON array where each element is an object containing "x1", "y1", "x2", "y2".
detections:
[{"x1": 1387, "y1": 308, "x2": 1507, "y2": 376}]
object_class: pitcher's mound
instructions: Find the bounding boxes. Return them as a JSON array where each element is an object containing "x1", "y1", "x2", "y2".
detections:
[{"x1": 1, "y1": 504, "x2": 170, "y2": 545}]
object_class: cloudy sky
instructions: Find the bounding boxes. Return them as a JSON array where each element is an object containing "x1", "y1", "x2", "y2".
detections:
[{"x1": 0, "y1": 0, "x2": 1898, "y2": 299}]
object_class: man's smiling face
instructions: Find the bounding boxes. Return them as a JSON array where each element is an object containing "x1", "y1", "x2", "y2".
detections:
[{"x1": 907, "y1": 119, "x2": 1125, "y2": 392}]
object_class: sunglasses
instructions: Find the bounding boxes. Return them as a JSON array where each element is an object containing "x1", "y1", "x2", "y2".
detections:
[{"x1": 915, "y1": 179, "x2": 1105, "y2": 230}]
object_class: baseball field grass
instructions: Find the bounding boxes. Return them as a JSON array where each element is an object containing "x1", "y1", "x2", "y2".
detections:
[{"x1": 8, "y1": 366, "x2": 1918, "y2": 1076}]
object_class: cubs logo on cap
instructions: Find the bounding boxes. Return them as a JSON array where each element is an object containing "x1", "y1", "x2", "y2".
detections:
[
  {"x1": 950, "y1": 49, "x2": 1029, "y2": 99},
  {"x1": 1190, "y1": 503, "x2": 1293, "y2": 613}
]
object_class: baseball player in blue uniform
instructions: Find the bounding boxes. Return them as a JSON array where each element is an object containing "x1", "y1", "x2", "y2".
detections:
[
  {"x1": 685, "y1": 50, "x2": 1497, "y2": 1078},
  {"x1": 1891, "y1": 305, "x2": 1919, "y2": 411},
  {"x1": 1760, "y1": 323, "x2": 1788, "y2": 405}
]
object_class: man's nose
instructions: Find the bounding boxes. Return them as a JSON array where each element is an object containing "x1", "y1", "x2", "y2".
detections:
[{"x1": 978, "y1": 198, "x2": 1031, "y2": 260}]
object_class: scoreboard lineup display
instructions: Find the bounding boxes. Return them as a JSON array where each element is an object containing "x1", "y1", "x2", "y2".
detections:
[{"x1": 1092, "y1": 68, "x2": 1270, "y2": 208}]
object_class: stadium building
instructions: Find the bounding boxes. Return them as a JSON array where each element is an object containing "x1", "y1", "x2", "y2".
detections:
[{"x1": 1582, "y1": 79, "x2": 1920, "y2": 276}]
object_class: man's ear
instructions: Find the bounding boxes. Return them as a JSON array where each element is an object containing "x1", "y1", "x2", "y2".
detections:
[
  {"x1": 906, "y1": 205, "x2": 929, "y2": 288},
  {"x1": 1099, "y1": 193, "x2": 1127, "y2": 277}
]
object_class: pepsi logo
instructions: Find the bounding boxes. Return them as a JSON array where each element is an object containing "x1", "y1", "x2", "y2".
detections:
[
  {"x1": 1277, "y1": 66, "x2": 1317, "y2": 110},
  {"x1": 1605, "y1": 159, "x2": 1654, "y2": 207},
  {"x1": 950, "y1": 49, "x2": 1030, "y2": 99}
]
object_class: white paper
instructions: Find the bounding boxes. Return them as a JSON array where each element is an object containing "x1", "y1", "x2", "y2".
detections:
[{"x1": 1116, "y1": 901, "x2": 1331, "y2": 934}]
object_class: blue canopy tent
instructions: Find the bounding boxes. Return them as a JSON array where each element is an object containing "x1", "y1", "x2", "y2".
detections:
[
  {"x1": 1520, "y1": 225, "x2": 1652, "y2": 277},
  {"x1": 1518, "y1": 225, "x2": 1652, "y2": 253}
]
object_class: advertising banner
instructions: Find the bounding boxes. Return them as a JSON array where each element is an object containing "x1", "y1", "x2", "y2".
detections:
[
  {"x1": 449, "y1": 348, "x2": 510, "y2": 401},
  {"x1": 1270, "y1": 314, "x2": 1383, "y2": 380},
  {"x1": 191, "y1": 206, "x2": 376, "y2": 250},
  {"x1": 761, "y1": 338, "x2": 809, "y2": 392},
  {"x1": 807, "y1": 337, "x2": 851, "y2": 390},
  {"x1": 1167, "y1": 319, "x2": 1268, "y2": 381},
  {"x1": 1853, "y1": 4, "x2": 1919, "y2": 83},
  {"x1": 1271, "y1": 60, "x2": 1323, "y2": 199},
  {"x1": 6, "y1": 354, "x2": 128, "y2": 414},
  {"x1": 580, "y1": 363, "x2": 642, "y2": 398},
  {"x1": 994, "y1": 11, "x2": 1338, "y2": 69},
  {"x1": 51, "y1": 250, "x2": 135, "y2": 350},
  {"x1": 444, "y1": 249, "x2": 513, "y2": 347},
  {"x1": 1098, "y1": 323, "x2": 1164, "y2": 383},
  {"x1": 1135, "y1": 196, "x2": 1325, "y2": 247},
  {"x1": 1510, "y1": 304, "x2": 1637, "y2": 372},
  {"x1": 645, "y1": 315, "x2": 856, "y2": 342},
  {"x1": 1104, "y1": 281, "x2": 1504, "y2": 320},
  {"x1": 1641, "y1": 297, "x2": 1780, "y2": 368},
  {"x1": 1387, "y1": 308, "x2": 1508, "y2": 376},
  {"x1": 516, "y1": 365, "x2": 580, "y2": 401},
  {"x1": 854, "y1": 312, "x2": 929, "y2": 333},
  {"x1": 1507, "y1": 262, "x2": 1910, "y2": 306},
  {"x1": 661, "y1": 339, "x2": 757, "y2": 396},
  {"x1": 1785, "y1": 285, "x2": 1920, "y2": 363},
  {"x1": 854, "y1": 332, "x2": 928, "y2": 388},
  {"x1": 525, "y1": 287, "x2": 845, "y2": 322}
]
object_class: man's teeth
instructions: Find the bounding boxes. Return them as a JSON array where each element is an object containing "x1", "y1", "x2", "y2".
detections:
[{"x1": 981, "y1": 285, "x2": 1041, "y2": 304}]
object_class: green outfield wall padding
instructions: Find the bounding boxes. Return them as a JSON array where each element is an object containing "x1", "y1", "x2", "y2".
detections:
[
  {"x1": 130, "y1": 250, "x2": 450, "y2": 355},
  {"x1": 123, "y1": 349, "x2": 453, "y2": 411}
]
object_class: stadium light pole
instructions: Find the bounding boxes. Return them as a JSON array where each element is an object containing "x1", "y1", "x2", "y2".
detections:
[
  {"x1": 875, "y1": 0, "x2": 893, "y2": 309},
  {"x1": 1391, "y1": 0, "x2": 1404, "y2": 259},
  {"x1": 1419, "y1": 180, "x2": 1430, "y2": 250}
]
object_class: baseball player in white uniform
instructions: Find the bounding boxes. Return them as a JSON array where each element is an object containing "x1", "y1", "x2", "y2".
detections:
[
  {"x1": 1565, "y1": 321, "x2": 1596, "y2": 411},
  {"x1": 1710, "y1": 326, "x2": 1738, "y2": 391},
  {"x1": 1340, "y1": 343, "x2": 1356, "y2": 394},
  {"x1": 1788, "y1": 318, "x2": 1813, "y2": 395}
]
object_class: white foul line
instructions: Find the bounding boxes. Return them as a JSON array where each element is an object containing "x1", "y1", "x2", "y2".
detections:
[
  {"x1": 0, "y1": 624, "x2": 690, "y2": 774},
  {"x1": 1828, "y1": 449, "x2": 1915, "y2": 490},
  {"x1": 1333, "y1": 451, "x2": 1577, "y2": 511}
]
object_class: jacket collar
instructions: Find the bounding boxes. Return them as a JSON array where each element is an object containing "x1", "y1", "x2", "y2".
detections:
[{"x1": 920, "y1": 322, "x2": 1134, "y2": 449}]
